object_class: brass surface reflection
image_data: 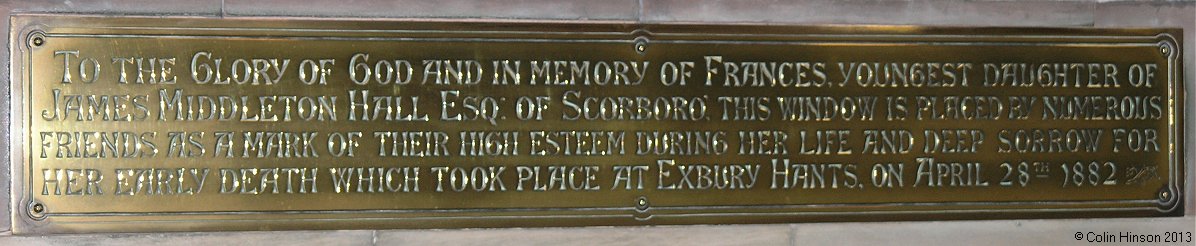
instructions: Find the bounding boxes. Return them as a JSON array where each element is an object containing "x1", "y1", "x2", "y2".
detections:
[{"x1": 8, "y1": 15, "x2": 1184, "y2": 234}]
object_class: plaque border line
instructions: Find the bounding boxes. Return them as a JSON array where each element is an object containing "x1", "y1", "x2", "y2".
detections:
[{"x1": 9, "y1": 15, "x2": 1184, "y2": 233}]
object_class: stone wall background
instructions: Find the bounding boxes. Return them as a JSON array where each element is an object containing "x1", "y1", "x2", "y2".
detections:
[{"x1": 1, "y1": 0, "x2": 1192, "y2": 245}]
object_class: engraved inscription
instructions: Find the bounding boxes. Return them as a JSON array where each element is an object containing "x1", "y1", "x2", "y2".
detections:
[{"x1": 14, "y1": 17, "x2": 1183, "y2": 233}]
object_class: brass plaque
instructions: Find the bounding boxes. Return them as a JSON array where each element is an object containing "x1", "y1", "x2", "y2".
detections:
[{"x1": 9, "y1": 15, "x2": 1185, "y2": 234}]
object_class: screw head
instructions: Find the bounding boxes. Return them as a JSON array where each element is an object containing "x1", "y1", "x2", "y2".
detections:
[
  {"x1": 635, "y1": 196, "x2": 650, "y2": 211},
  {"x1": 31, "y1": 37, "x2": 43, "y2": 47},
  {"x1": 29, "y1": 201, "x2": 47, "y2": 220},
  {"x1": 633, "y1": 38, "x2": 650, "y2": 55},
  {"x1": 632, "y1": 36, "x2": 650, "y2": 55}
]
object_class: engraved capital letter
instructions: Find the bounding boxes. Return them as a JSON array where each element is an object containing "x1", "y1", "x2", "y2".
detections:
[{"x1": 54, "y1": 50, "x2": 80, "y2": 83}]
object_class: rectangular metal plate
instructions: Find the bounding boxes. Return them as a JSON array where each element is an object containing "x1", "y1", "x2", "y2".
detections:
[{"x1": 9, "y1": 15, "x2": 1185, "y2": 234}]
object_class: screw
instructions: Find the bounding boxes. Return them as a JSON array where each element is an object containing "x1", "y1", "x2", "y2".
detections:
[
  {"x1": 32, "y1": 37, "x2": 43, "y2": 47},
  {"x1": 635, "y1": 196, "x2": 650, "y2": 211},
  {"x1": 1161, "y1": 190, "x2": 1170, "y2": 200},
  {"x1": 634, "y1": 40, "x2": 648, "y2": 55},
  {"x1": 1160, "y1": 45, "x2": 1169, "y2": 55},
  {"x1": 29, "y1": 201, "x2": 47, "y2": 220}
]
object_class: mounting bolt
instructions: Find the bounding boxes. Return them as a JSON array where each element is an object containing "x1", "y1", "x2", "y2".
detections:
[
  {"x1": 634, "y1": 38, "x2": 648, "y2": 55},
  {"x1": 28, "y1": 31, "x2": 46, "y2": 49},
  {"x1": 1160, "y1": 44, "x2": 1170, "y2": 56},
  {"x1": 29, "y1": 201, "x2": 46, "y2": 220},
  {"x1": 635, "y1": 196, "x2": 650, "y2": 211},
  {"x1": 1160, "y1": 190, "x2": 1171, "y2": 201}
]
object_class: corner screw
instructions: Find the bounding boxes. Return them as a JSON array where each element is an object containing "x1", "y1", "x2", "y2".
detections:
[
  {"x1": 29, "y1": 201, "x2": 46, "y2": 220},
  {"x1": 1160, "y1": 190, "x2": 1171, "y2": 200},
  {"x1": 1160, "y1": 45, "x2": 1169, "y2": 55},
  {"x1": 32, "y1": 36, "x2": 43, "y2": 47}
]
